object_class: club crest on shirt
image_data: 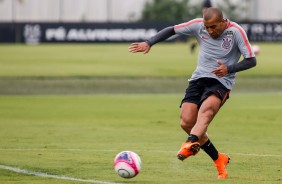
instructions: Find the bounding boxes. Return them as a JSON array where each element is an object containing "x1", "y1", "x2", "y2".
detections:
[
  {"x1": 221, "y1": 37, "x2": 232, "y2": 50},
  {"x1": 226, "y1": 31, "x2": 234, "y2": 37}
]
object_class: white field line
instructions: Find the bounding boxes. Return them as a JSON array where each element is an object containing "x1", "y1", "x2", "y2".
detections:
[
  {"x1": 230, "y1": 153, "x2": 282, "y2": 157},
  {"x1": 0, "y1": 149, "x2": 281, "y2": 183},
  {"x1": 0, "y1": 148, "x2": 282, "y2": 157},
  {"x1": 0, "y1": 165, "x2": 125, "y2": 184}
]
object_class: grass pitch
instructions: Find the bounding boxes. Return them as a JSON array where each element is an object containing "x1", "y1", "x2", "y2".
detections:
[
  {"x1": 0, "y1": 94, "x2": 282, "y2": 184},
  {"x1": 0, "y1": 43, "x2": 282, "y2": 183},
  {"x1": 0, "y1": 43, "x2": 281, "y2": 78},
  {"x1": 0, "y1": 43, "x2": 282, "y2": 94}
]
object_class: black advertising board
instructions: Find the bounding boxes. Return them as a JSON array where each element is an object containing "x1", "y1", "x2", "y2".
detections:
[{"x1": 0, "y1": 22, "x2": 281, "y2": 43}]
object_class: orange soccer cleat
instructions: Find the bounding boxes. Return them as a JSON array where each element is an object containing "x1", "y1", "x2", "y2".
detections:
[
  {"x1": 214, "y1": 153, "x2": 230, "y2": 179},
  {"x1": 177, "y1": 142, "x2": 200, "y2": 161}
]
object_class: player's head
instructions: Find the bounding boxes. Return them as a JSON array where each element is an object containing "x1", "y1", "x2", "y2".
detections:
[{"x1": 203, "y1": 7, "x2": 226, "y2": 39}]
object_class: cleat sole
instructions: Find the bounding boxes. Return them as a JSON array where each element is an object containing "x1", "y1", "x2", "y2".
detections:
[
  {"x1": 190, "y1": 144, "x2": 200, "y2": 154},
  {"x1": 177, "y1": 154, "x2": 186, "y2": 161},
  {"x1": 177, "y1": 143, "x2": 200, "y2": 161}
]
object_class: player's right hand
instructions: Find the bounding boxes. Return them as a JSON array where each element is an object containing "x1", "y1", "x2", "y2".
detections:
[{"x1": 128, "y1": 42, "x2": 151, "y2": 54}]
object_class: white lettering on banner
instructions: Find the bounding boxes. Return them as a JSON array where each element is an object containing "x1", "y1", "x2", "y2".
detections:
[
  {"x1": 106, "y1": 29, "x2": 121, "y2": 40},
  {"x1": 251, "y1": 24, "x2": 264, "y2": 34},
  {"x1": 46, "y1": 27, "x2": 66, "y2": 41},
  {"x1": 92, "y1": 29, "x2": 108, "y2": 41},
  {"x1": 274, "y1": 24, "x2": 282, "y2": 34},
  {"x1": 67, "y1": 29, "x2": 88, "y2": 41},
  {"x1": 45, "y1": 27, "x2": 157, "y2": 41},
  {"x1": 85, "y1": 29, "x2": 96, "y2": 40}
]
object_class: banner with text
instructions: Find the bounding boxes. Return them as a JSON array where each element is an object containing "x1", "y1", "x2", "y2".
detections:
[{"x1": 0, "y1": 22, "x2": 281, "y2": 44}]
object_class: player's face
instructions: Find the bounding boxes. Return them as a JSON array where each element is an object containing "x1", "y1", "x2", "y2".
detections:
[{"x1": 204, "y1": 18, "x2": 226, "y2": 39}]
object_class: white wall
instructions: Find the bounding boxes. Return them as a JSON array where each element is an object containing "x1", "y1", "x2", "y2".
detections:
[
  {"x1": 60, "y1": 0, "x2": 148, "y2": 22},
  {"x1": 59, "y1": 0, "x2": 112, "y2": 22},
  {"x1": 0, "y1": 0, "x2": 149, "y2": 22},
  {"x1": 109, "y1": 0, "x2": 149, "y2": 22},
  {"x1": 253, "y1": 0, "x2": 282, "y2": 21},
  {"x1": 0, "y1": 0, "x2": 281, "y2": 22},
  {"x1": 0, "y1": 0, "x2": 13, "y2": 21},
  {"x1": 15, "y1": 0, "x2": 60, "y2": 22}
]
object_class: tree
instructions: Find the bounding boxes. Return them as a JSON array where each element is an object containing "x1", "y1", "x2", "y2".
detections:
[
  {"x1": 141, "y1": 0, "x2": 201, "y2": 23},
  {"x1": 140, "y1": 0, "x2": 249, "y2": 23}
]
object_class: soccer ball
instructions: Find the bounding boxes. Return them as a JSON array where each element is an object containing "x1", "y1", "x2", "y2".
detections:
[
  {"x1": 252, "y1": 45, "x2": 260, "y2": 55},
  {"x1": 114, "y1": 151, "x2": 141, "y2": 178}
]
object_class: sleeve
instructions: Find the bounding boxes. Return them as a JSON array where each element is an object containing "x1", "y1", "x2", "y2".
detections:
[
  {"x1": 227, "y1": 57, "x2": 257, "y2": 73},
  {"x1": 233, "y1": 24, "x2": 255, "y2": 58},
  {"x1": 145, "y1": 26, "x2": 175, "y2": 46},
  {"x1": 174, "y1": 18, "x2": 203, "y2": 36}
]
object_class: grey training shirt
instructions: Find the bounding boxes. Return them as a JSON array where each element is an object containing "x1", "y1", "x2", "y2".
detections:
[{"x1": 174, "y1": 18, "x2": 255, "y2": 90}]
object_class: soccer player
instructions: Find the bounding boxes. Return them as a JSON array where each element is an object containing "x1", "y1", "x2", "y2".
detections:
[{"x1": 128, "y1": 7, "x2": 256, "y2": 179}]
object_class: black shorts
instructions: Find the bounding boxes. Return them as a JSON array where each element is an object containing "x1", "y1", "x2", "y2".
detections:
[{"x1": 180, "y1": 77, "x2": 230, "y2": 108}]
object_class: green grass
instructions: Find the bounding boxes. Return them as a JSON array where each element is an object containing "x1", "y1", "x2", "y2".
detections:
[
  {"x1": 0, "y1": 43, "x2": 281, "y2": 78},
  {"x1": 0, "y1": 94, "x2": 282, "y2": 184},
  {"x1": 0, "y1": 43, "x2": 281, "y2": 183},
  {"x1": 0, "y1": 43, "x2": 281, "y2": 94}
]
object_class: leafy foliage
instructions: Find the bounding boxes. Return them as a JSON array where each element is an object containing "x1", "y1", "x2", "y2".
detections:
[
  {"x1": 141, "y1": 0, "x2": 249, "y2": 22},
  {"x1": 141, "y1": 0, "x2": 202, "y2": 22}
]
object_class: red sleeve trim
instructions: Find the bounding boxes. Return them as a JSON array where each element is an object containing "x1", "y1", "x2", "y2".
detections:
[
  {"x1": 174, "y1": 19, "x2": 203, "y2": 30},
  {"x1": 230, "y1": 24, "x2": 253, "y2": 57}
]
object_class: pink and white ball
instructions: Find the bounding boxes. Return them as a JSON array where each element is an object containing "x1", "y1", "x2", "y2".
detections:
[
  {"x1": 252, "y1": 45, "x2": 261, "y2": 55},
  {"x1": 114, "y1": 151, "x2": 141, "y2": 178}
]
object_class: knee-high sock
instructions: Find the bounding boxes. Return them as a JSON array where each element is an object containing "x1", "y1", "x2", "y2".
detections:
[{"x1": 201, "y1": 139, "x2": 219, "y2": 160}]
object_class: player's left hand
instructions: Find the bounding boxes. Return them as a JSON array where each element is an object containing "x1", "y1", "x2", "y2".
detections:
[{"x1": 211, "y1": 61, "x2": 228, "y2": 78}]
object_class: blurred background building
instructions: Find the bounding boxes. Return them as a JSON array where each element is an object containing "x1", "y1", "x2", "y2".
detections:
[{"x1": 0, "y1": 0, "x2": 281, "y2": 22}]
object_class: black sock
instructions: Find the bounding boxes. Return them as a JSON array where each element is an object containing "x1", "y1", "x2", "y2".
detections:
[
  {"x1": 201, "y1": 139, "x2": 219, "y2": 160},
  {"x1": 186, "y1": 134, "x2": 199, "y2": 143}
]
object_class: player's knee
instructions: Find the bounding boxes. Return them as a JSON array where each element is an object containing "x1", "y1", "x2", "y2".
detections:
[
  {"x1": 180, "y1": 115, "x2": 196, "y2": 131},
  {"x1": 180, "y1": 121, "x2": 191, "y2": 131}
]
